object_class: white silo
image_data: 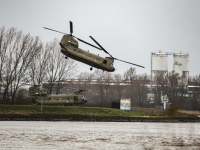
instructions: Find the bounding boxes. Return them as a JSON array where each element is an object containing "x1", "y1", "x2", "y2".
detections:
[
  {"x1": 173, "y1": 51, "x2": 189, "y2": 86},
  {"x1": 152, "y1": 50, "x2": 168, "y2": 77},
  {"x1": 150, "y1": 50, "x2": 168, "y2": 102},
  {"x1": 173, "y1": 51, "x2": 189, "y2": 76}
]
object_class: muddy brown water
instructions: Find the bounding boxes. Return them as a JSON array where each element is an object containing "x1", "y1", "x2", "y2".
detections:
[{"x1": 0, "y1": 121, "x2": 200, "y2": 150}]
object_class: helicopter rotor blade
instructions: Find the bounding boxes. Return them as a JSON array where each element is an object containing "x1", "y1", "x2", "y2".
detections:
[
  {"x1": 72, "y1": 36, "x2": 103, "y2": 50},
  {"x1": 69, "y1": 21, "x2": 73, "y2": 35},
  {"x1": 114, "y1": 58, "x2": 145, "y2": 68},
  {"x1": 44, "y1": 27, "x2": 102, "y2": 50},
  {"x1": 43, "y1": 27, "x2": 67, "y2": 35},
  {"x1": 89, "y1": 36, "x2": 105, "y2": 51},
  {"x1": 79, "y1": 89, "x2": 88, "y2": 93},
  {"x1": 89, "y1": 36, "x2": 144, "y2": 68},
  {"x1": 89, "y1": 36, "x2": 113, "y2": 58},
  {"x1": 45, "y1": 23, "x2": 145, "y2": 69}
]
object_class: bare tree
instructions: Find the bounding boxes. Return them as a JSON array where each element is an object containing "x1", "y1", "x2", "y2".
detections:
[
  {"x1": 178, "y1": 73, "x2": 188, "y2": 108},
  {"x1": 45, "y1": 38, "x2": 78, "y2": 94},
  {"x1": 154, "y1": 73, "x2": 169, "y2": 105},
  {"x1": 77, "y1": 72, "x2": 95, "y2": 103},
  {"x1": 113, "y1": 73, "x2": 123, "y2": 101},
  {"x1": 89, "y1": 69, "x2": 107, "y2": 104},
  {"x1": 103, "y1": 72, "x2": 114, "y2": 102},
  {"x1": 123, "y1": 67, "x2": 136, "y2": 83},
  {"x1": 28, "y1": 43, "x2": 49, "y2": 86},
  {"x1": 123, "y1": 67, "x2": 137, "y2": 106},
  {"x1": 167, "y1": 72, "x2": 180, "y2": 106},
  {"x1": 189, "y1": 74, "x2": 200, "y2": 110},
  {"x1": 133, "y1": 74, "x2": 148, "y2": 107},
  {"x1": 78, "y1": 71, "x2": 94, "y2": 89},
  {"x1": 0, "y1": 26, "x2": 6, "y2": 100},
  {"x1": 1, "y1": 27, "x2": 42, "y2": 103},
  {"x1": 123, "y1": 67, "x2": 149, "y2": 107}
]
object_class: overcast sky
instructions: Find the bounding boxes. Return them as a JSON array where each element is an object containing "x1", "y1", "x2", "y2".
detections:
[{"x1": 0, "y1": 0, "x2": 200, "y2": 76}]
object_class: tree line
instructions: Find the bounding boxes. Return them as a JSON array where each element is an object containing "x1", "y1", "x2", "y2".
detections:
[
  {"x1": 73, "y1": 68, "x2": 200, "y2": 110},
  {"x1": 0, "y1": 26, "x2": 199, "y2": 110},
  {"x1": 0, "y1": 27, "x2": 78, "y2": 103},
  {"x1": 73, "y1": 68, "x2": 151, "y2": 107}
]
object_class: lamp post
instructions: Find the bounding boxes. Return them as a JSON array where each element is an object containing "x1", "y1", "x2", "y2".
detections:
[{"x1": 40, "y1": 87, "x2": 43, "y2": 112}]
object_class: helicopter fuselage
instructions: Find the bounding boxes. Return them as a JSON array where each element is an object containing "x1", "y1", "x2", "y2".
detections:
[
  {"x1": 29, "y1": 86, "x2": 87, "y2": 105},
  {"x1": 60, "y1": 35, "x2": 115, "y2": 72},
  {"x1": 32, "y1": 94, "x2": 87, "y2": 105}
]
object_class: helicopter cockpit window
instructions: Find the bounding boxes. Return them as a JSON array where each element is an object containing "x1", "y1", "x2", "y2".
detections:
[
  {"x1": 74, "y1": 96, "x2": 78, "y2": 101},
  {"x1": 103, "y1": 60, "x2": 107, "y2": 64},
  {"x1": 81, "y1": 95, "x2": 85, "y2": 100},
  {"x1": 110, "y1": 63, "x2": 114, "y2": 68}
]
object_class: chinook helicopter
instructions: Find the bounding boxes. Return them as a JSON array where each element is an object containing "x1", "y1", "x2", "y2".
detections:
[
  {"x1": 44, "y1": 21, "x2": 144, "y2": 72},
  {"x1": 29, "y1": 86, "x2": 87, "y2": 105}
]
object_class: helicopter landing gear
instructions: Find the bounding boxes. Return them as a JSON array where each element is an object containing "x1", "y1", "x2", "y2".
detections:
[{"x1": 90, "y1": 63, "x2": 93, "y2": 71}]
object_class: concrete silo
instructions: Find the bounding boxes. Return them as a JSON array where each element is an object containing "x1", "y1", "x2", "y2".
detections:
[
  {"x1": 173, "y1": 51, "x2": 189, "y2": 86},
  {"x1": 149, "y1": 50, "x2": 189, "y2": 103},
  {"x1": 151, "y1": 50, "x2": 168, "y2": 81},
  {"x1": 150, "y1": 50, "x2": 168, "y2": 102},
  {"x1": 173, "y1": 51, "x2": 189, "y2": 76}
]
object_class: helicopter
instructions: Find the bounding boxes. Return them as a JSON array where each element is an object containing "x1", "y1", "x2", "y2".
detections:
[
  {"x1": 29, "y1": 85, "x2": 87, "y2": 106},
  {"x1": 44, "y1": 21, "x2": 145, "y2": 72}
]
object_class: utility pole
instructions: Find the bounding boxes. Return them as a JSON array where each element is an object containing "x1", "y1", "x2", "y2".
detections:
[{"x1": 40, "y1": 87, "x2": 43, "y2": 111}]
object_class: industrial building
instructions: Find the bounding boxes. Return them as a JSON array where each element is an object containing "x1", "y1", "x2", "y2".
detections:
[{"x1": 150, "y1": 50, "x2": 190, "y2": 106}]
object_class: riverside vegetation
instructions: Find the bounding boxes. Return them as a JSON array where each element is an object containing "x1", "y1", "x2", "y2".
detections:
[{"x1": 0, "y1": 104, "x2": 199, "y2": 118}]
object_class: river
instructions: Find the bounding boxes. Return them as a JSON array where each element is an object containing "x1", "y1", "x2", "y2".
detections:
[{"x1": 0, "y1": 121, "x2": 200, "y2": 150}]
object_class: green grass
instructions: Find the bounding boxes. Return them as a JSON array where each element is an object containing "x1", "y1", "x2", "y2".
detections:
[
  {"x1": 0, "y1": 104, "x2": 191, "y2": 117},
  {"x1": 0, "y1": 104, "x2": 148, "y2": 117}
]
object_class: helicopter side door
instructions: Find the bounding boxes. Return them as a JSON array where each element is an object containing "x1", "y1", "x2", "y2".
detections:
[{"x1": 74, "y1": 96, "x2": 78, "y2": 104}]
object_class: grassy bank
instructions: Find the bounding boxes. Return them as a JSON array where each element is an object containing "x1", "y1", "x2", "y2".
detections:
[
  {"x1": 0, "y1": 105, "x2": 147, "y2": 117},
  {"x1": 0, "y1": 104, "x2": 198, "y2": 118}
]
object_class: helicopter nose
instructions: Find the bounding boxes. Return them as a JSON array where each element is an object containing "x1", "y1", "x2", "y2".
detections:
[{"x1": 83, "y1": 99, "x2": 87, "y2": 103}]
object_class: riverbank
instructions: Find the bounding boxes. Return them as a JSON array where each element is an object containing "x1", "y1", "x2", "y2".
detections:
[
  {"x1": 0, "y1": 114, "x2": 200, "y2": 122},
  {"x1": 0, "y1": 104, "x2": 200, "y2": 122}
]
